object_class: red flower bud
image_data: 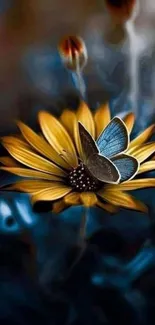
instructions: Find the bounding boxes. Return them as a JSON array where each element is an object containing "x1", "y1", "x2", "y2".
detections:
[{"x1": 58, "y1": 35, "x2": 87, "y2": 71}]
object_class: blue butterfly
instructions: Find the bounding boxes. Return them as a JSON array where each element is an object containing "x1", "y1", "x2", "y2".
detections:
[{"x1": 78, "y1": 117, "x2": 139, "y2": 184}]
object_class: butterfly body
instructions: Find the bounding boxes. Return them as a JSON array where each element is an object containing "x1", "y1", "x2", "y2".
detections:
[{"x1": 78, "y1": 116, "x2": 139, "y2": 185}]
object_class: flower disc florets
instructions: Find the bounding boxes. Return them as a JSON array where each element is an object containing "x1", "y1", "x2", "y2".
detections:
[{"x1": 68, "y1": 162, "x2": 101, "y2": 192}]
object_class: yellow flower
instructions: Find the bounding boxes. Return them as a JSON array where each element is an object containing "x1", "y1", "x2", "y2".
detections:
[{"x1": 1, "y1": 101, "x2": 155, "y2": 214}]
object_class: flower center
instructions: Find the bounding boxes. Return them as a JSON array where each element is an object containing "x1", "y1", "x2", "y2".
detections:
[{"x1": 68, "y1": 162, "x2": 101, "y2": 192}]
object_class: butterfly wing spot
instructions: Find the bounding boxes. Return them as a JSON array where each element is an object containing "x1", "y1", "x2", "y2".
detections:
[
  {"x1": 96, "y1": 117, "x2": 129, "y2": 158},
  {"x1": 87, "y1": 154, "x2": 120, "y2": 184},
  {"x1": 112, "y1": 154, "x2": 139, "y2": 182}
]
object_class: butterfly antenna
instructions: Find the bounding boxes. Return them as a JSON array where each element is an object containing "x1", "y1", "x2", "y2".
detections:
[
  {"x1": 59, "y1": 149, "x2": 77, "y2": 168},
  {"x1": 78, "y1": 156, "x2": 82, "y2": 163}
]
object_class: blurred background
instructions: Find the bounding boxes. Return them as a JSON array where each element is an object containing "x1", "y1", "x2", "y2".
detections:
[
  {"x1": 0, "y1": 1, "x2": 155, "y2": 324},
  {"x1": 0, "y1": 0, "x2": 155, "y2": 132}
]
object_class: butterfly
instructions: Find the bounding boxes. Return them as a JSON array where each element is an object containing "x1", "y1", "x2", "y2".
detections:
[{"x1": 78, "y1": 117, "x2": 139, "y2": 184}]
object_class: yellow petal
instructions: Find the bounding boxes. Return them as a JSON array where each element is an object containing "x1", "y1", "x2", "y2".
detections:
[
  {"x1": 80, "y1": 192, "x2": 97, "y2": 207},
  {"x1": 129, "y1": 124, "x2": 155, "y2": 150},
  {"x1": 97, "y1": 199, "x2": 119, "y2": 213},
  {"x1": 106, "y1": 178, "x2": 155, "y2": 191},
  {"x1": 73, "y1": 122, "x2": 83, "y2": 159},
  {"x1": 99, "y1": 189, "x2": 148, "y2": 213},
  {"x1": 31, "y1": 186, "x2": 72, "y2": 203},
  {"x1": 7, "y1": 180, "x2": 66, "y2": 193},
  {"x1": 64, "y1": 192, "x2": 80, "y2": 205},
  {"x1": 2, "y1": 136, "x2": 30, "y2": 149},
  {"x1": 2, "y1": 137, "x2": 65, "y2": 177},
  {"x1": 94, "y1": 103, "x2": 111, "y2": 138},
  {"x1": 52, "y1": 199, "x2": 67, "y2": 213},
  {"x1": 76, "y1": 101, "x2": 95, "y2": 138},
  {"x1": 138, "y1": 161, "x2": 155, "y2": 174},
  {"x1": 38, "y1": 111, "x2": 78, "y2": 167},
  {"x1": 130, "y1": 142, "x2": 155, "y2": 163},
  {"x1": 17, "y1": 121, "x2": 69, "y2": 169},
  {"x1": 0, "y1": 167, "x2": 63, "y2": 181},
  {"x1": 60, "y1": 110, "x2": 83, "y2": 158},
  {"x1": 0, "y1": 156, "x2": 20, "y2": 167},
  {"x1": 60, "y1": 110, "x2": 76, "y2": 137},
  {"x1": 123, "y1": 112, "x2": 135, "y2": 134}
]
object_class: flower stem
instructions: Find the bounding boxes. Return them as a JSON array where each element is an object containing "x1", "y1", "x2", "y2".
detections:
[
  {"x1": 66, "y1": 208, "x2": 88, "y2": 278},
  {"x1": 77, "y1": 208, "x2": 88, "y2": 247}
]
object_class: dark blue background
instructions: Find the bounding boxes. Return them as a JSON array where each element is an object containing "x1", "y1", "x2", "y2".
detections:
[{"x1": 0, "y1": 44, "x2": 155, "y2": 324}]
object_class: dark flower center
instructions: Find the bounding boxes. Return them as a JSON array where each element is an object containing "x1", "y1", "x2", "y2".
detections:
[{"x1": 68, "y1": 162, "x2": 101, "y2": 192}]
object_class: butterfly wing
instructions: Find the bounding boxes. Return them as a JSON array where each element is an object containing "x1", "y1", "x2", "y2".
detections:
[
  {"x1": 87, "y1": 153, "x2": 120, "y2": 184},
  {"x1": 96, "y1": 117, "x2": 129, "y2": 158},
  {"x1": 78, "y1": 122, "x2": 98, "y2": 162},
  {"x1": 111, "y1": 154, "x2": 139, "y2": 182},
  {"x1": 78, "y1": 122, "x2": 120, "y2": 184}
]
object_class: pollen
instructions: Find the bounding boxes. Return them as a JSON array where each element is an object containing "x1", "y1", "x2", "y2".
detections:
[{"x1": 68, "y1": 162, "x2": 100, "y2": 192}]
